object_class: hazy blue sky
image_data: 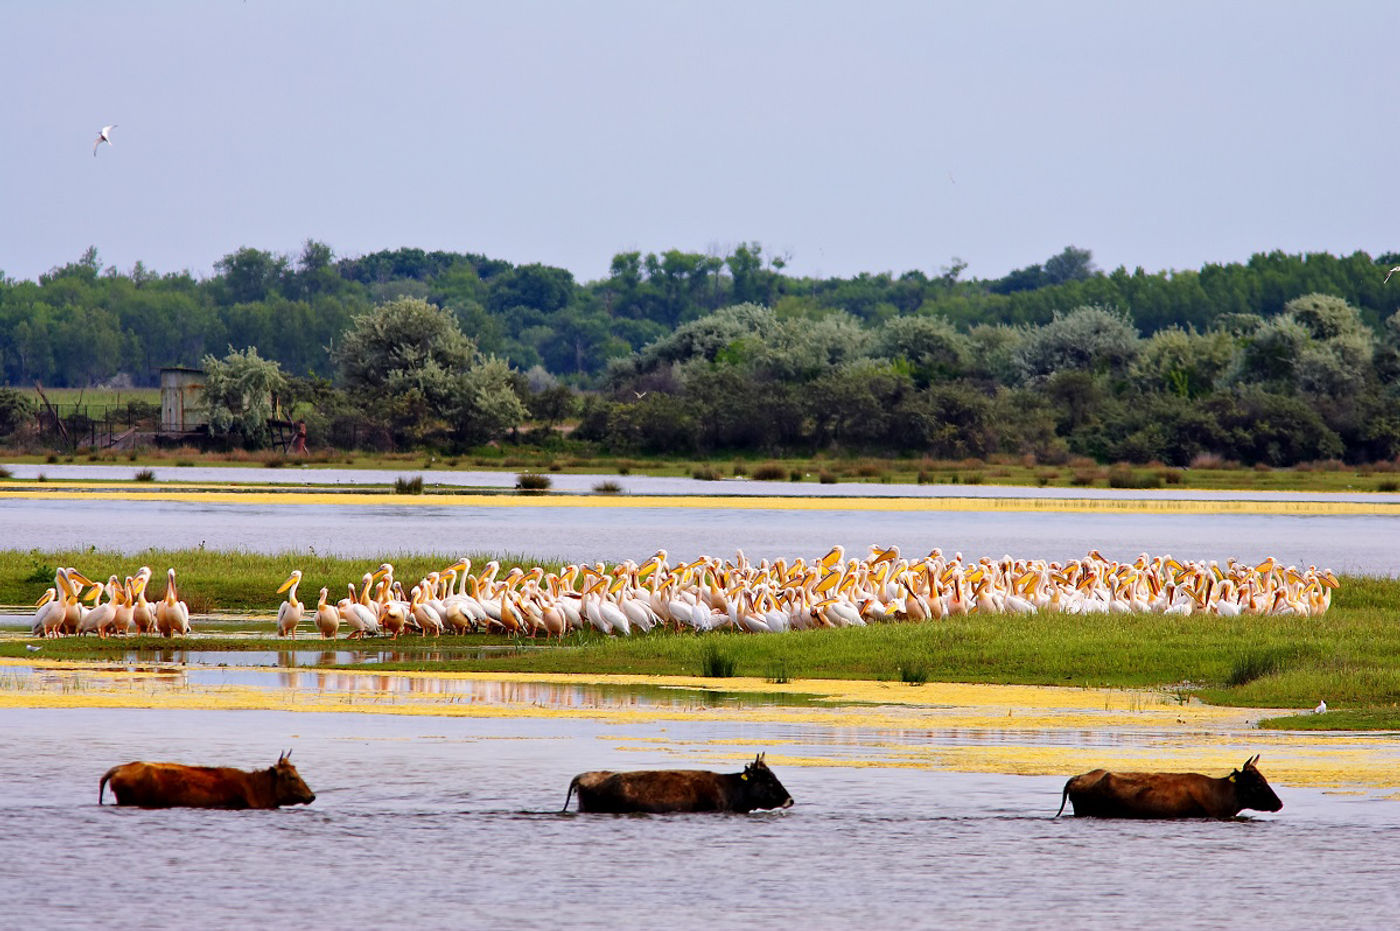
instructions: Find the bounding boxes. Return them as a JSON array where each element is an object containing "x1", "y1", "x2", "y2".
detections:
[{"x1": 5, "y1": 1, "x2": 1398, "y2": 285}]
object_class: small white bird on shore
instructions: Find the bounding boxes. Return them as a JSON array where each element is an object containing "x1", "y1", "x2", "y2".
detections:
[
  {"x1": 1314, "y1": 699, "x2": 1327, "y2": 714},
  {"x1": 93, "y1": 124, "x2": 117, "y2": 156},
  {"x1": 1384, "y1": 266, "x2": 1400, "y2": 284},
  {"x1": 25, "y1": 644, "x2": 41, "y2": 652}
]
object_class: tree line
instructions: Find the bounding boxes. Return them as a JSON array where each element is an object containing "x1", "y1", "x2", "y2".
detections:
[{"x1": 2, "y1": 242, "x2": 1400, "y2": 465}]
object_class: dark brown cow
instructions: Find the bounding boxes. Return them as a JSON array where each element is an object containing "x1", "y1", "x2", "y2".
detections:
[
  {"x1": 563, "y1": 753, "x2": 794, "y2": 813},
  {"x1": 99, "y1": 751, "x2": 315, "y2": 809},
  {"x1": 1056, "y1": 754, "x2": 1282, "y2": 819}
]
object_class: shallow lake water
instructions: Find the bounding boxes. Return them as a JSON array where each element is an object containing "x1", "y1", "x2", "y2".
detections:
[
  {"x1": 3, "y1": 495, "x2": 1397, "y2": 574},
  {"x1": 5, "y1": 470, "x2": 1399, "y2": 926},
  {"x1": 3, "y1": 705, "x2": 1398, "y2": 930}
]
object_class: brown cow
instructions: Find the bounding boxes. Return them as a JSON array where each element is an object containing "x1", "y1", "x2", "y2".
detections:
[
  {"x1": 1056, "y1": 755, "x2": 1282, "y2": 819},
  {"x1": 563, "y1": 753, "x2": 794, "y2": 813},
  {"x1": 99, "y1": 751, "x2": 315, "y2": 809}
]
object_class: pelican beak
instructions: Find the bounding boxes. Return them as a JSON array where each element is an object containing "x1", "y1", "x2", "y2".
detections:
[
  {"x1": 277, "y1": 572, "x2": 300, "y2": 594},
  {"x1": 69, "y1": 571, "x2": 96, "y2": 588},
  {"x1": 35, "y1": 590, "x2": 55, "y2": 607}
]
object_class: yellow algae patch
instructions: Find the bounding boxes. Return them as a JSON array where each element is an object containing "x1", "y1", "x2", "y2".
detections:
[
  {"x1": 4, "y1": 663, "x2": 1400, "y2": 789},
  {"x1": 0, "y1": 484, "x2": 1393, "y2": 515}
]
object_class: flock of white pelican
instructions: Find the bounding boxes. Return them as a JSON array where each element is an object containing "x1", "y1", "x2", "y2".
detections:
[
  {"x1": 270, "y1": 547, "x2": 1340, "y2": 640},
  {"x1": 26, "y1": 548, "x2": 1339, "y2": 641},
  {"x1": 31, "y1": 566, "x2": 190, "y2": 638}
]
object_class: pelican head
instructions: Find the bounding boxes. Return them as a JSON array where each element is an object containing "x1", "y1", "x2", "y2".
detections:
[{"x1": 277, "y1": 570, "x2": 303, "y2": 595}]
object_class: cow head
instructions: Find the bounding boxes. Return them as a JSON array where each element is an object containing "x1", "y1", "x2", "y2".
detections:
[
  {"x1": 739, "y1": 753, "x2": 794, "y2": 810},
  {"x1": 1230, "y1": 755, "x2": 1282, "y2": 813},
  {"x1": 271, "y1": 751, "x2": 316, "y2": 806}
]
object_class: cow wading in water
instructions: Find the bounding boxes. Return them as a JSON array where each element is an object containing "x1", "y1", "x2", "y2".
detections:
[
  {"x1": 99, "y1": 751, "x2": 315, "y2": 809},
  {"x1": 563, "y1": 753, "x2": 794, "y2": 813},
  {"x1": 1056, "y1": 755, "x2": 1282, "y2": 819}
]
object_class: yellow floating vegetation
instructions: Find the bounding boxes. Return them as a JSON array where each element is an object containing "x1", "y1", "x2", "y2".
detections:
[
  {"x1": 0, "y1": 483, "x2": 1395, "y2": 515},
  {"x1": 4, "y1": 660, "x2": 1397, "y2": 790}
]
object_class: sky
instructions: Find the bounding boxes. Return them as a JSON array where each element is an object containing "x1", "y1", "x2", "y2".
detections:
[{"x1": 4, "y1": 1, "x2": 1399, "y2": 286}]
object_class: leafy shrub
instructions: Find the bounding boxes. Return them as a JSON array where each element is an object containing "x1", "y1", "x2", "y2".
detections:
[
  {"x1": 751, "y1": 462, "x2": 787, "y2": 481},
  {"x1": 394, "y1": 475, "x2": 425, "y2": 494}
]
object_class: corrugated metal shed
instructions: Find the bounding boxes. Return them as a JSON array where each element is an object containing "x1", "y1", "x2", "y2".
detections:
[{"x1": 160, "y1": 367, "x2": 207, "y2": 431}]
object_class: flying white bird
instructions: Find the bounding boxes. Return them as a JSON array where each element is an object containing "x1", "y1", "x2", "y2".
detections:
[
  {"x1": 93, "y1": 124, "x2": 117, "y2": 156},
  {"x1": 1314, "y1": 699, "x2": 1327, "y2": 714},
  {"x1": 1384, "y1": 266, "x2": 1400, "y2": 284}
]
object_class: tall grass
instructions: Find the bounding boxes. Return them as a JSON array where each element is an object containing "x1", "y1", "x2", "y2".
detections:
[{"x1": 699, "y1": 643, "x2": 737, "y2": 678}]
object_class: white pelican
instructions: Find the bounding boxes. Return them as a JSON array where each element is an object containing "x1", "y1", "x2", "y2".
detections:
[
  {"x1": 77, "y1": 576, "x2": 121, "y2": 637},
  {"x1": 155, "y1": 568, "x2": 191, "y2": 637},
  {"x1": 338, "y1": 582, "x2": 379, "y2": 638},
  {"x1": 276, "y1": 570, "x2": 304, "y2": 638},
  {"x1": 93, "y1": 124, "x2": 117, "y2": 156},
  {"x1": 314, "y1": 587, "x2": 339, "y2": 639},
  {"x1": 31, "y1": 585, "x2": 63, "y2": 637},
  {"x1": 131, "y1": 566, "x2": 155, "y2": 634},
  {"x1": 410, "y1": 584, "x2": 444, "y2": 637}
]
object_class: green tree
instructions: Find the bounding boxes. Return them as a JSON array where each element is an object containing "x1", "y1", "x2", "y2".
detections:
[
  {"x1": 334, "y1": 297, "x2": 524, "y2": 447},
  {"x1": 201, "y1": 346, "x2": 287, "y2": 447},
  {"x1": 1014, "y1": 305, "x2": 1140, "y2": 384}
]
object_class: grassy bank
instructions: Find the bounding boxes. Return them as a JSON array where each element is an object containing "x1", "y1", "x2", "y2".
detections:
[{"x1": 3, "y1": 549, "x2": 1398, "y2": 728}]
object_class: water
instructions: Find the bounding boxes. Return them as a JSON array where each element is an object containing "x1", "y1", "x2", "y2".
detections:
[
  {"x1": 3, "y1": 706, "x2": 1397, "y2": 929},
  {"x1": 6, "y1": 461, "x2": 1400, "y2": 501},
  {"x1": 3, "y1": 496, "x2": 1397, "y2": 574}
]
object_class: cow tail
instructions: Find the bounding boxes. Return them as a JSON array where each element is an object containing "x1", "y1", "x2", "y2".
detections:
[
  {"x1": 562, "y1": 775, "x2": 580, "y2": 812},
  {"x1": 99, "y1": 766, "x2": 118, "y2": 806},
  {"x1": 1054, "y1": 781, "x2": 1070, "y2": 818}
]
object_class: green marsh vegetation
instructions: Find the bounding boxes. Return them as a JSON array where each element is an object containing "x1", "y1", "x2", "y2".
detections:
[{"x1": 4, "y1": 550, "x2": 1400, "y2": 727}]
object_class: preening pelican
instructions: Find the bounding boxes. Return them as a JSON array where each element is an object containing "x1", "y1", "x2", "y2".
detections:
[{"x1": 277, "y1": 570, "x2": 304, "y2": 638}]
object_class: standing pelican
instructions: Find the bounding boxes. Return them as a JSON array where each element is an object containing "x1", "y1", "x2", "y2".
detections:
[
  {"x1": 93, "y1": 124, "x2": 117, "y2": 156},
  {"x1": 31, "y1": 586, "x2": 61, "y2": 637},
  {"x1": 313, "y1": 587, "x2": 339, "y2": 639},
  {"x1": 131, "y1": 566, "x2": 156, "y2": 634},
  {"x1": 277, "y1": 570, "x2": 304, "y2": 638},
  {"x1": 155, "y1": 568, "x2": 190, "y2": 638}
]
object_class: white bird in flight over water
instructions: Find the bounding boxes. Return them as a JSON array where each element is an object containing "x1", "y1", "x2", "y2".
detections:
[
  {"x1": 93, "y1": 124, "x2": 116, "y2": 156},
  {"x1": 1314, "y1": 699, "x2": 1327, "y2": 714},
  {"x1": 1384, "y1": 266, "x2": 1400, "y2": 284}
]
